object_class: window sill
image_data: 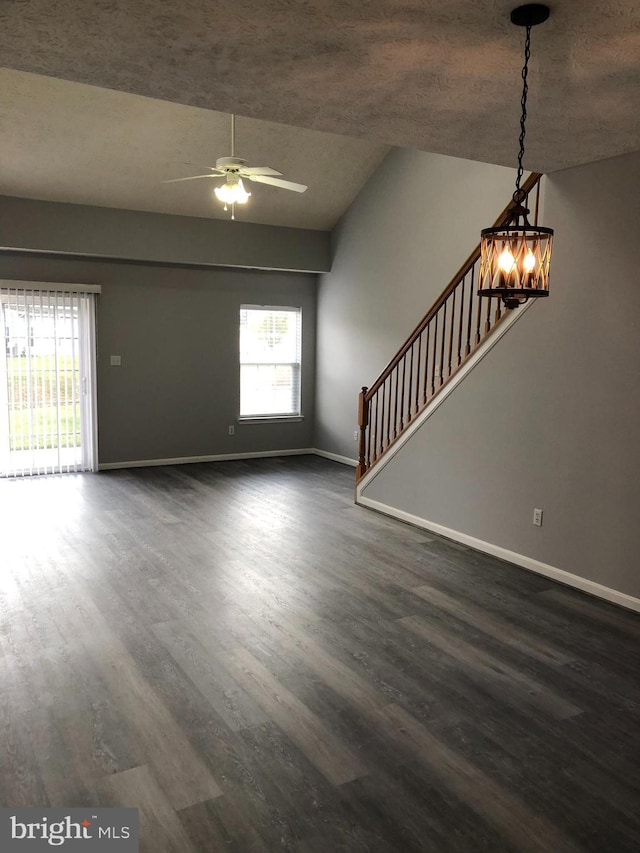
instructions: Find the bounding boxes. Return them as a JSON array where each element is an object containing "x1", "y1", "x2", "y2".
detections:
[{"x1": 238, "y1": 416, "x2": 304, "y2": 424}]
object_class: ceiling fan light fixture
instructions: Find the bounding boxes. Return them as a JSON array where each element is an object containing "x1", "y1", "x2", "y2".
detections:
[
  {"x1": 214, "y1": 176, "x2": 251, "y2": 205},
  {"x1": 163, "y1": 112, "x2": 307, "y2": 220},
  {"x1": 478, "y1": 4, "x2": 553, "y2": 309}
]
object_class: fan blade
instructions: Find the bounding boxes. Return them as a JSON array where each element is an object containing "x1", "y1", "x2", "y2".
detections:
[
  {"x1": 162, "y1": 174, "x2": 224, "y2": 184},
  {"x1": 241, "y1": 166, "x2": 282, "y2": 177},
  {"x1": 248, "y1": 175, "x2": 308, "y2": 193},
  {"x1": 176, "y1": 162, "x2": 222, "y2": 171}
]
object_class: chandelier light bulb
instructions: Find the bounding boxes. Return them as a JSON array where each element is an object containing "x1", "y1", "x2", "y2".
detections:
[
  {"x1": 214, "y1": 176, "x2": 251, "y2": 205},
  {"x1": 498, "y1": 249, "x2": 516, "y2": 273},
  {"x1": 522, "y1": 249, "x2": 536, "y2": 272}
]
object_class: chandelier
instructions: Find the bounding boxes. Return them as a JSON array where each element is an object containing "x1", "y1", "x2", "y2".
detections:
[{"x1": 479, "y1": 4, "x2": 554, "y2": 309}]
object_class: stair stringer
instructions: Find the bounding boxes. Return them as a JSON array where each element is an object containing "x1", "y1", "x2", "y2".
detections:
[{"x1": 355, "y1": 298, "x2": 534, "y2": 502}]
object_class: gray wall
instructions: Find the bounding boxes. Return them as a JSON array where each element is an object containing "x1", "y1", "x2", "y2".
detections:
[
  {"x1": 0, "y1": 254, "x2": 316, "y2": 464},
  {"x1": 0, "y1": 195, "x2": 331, "y2": 273},
  {"x1": 315, "y1": 147, "x2": 516, "y2": 458},
  {"x1": 361, "y1": 149, "x2": 640, "y2": 600}
]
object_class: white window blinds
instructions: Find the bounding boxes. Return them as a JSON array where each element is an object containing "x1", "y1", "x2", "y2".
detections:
[
  {"x1": 239, "y1": 306, "x2": 302, "y2": 418},
  {"x1": 0, "y1": 285, "x2": 98, "y2": 477}
]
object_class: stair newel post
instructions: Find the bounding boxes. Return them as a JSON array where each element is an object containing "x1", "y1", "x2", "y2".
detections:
[{"x1": 356, "y1": 386, "x2": 369, "y2": 480}]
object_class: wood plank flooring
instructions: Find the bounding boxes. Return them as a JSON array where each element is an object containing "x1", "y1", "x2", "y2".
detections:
[{"x1": 1, "y1": 456, "x2": 640, "y2": 851}]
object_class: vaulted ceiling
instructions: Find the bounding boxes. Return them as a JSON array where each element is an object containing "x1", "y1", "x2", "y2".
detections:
[
  {"x1": 0, "y1": 68, "x2": 390, "y2": 230},
  {"x1": 0, "y1": 0, "x2": 638, "y2": 229}
]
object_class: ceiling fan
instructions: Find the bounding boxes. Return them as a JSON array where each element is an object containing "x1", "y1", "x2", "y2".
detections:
[{"x1": 163, "y1": 114, "x2": 308, "y2": 218}]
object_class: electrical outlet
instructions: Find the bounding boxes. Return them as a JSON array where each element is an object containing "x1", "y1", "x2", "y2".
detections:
[
  {"x1": 354, "y1": 430, "x2": 359, "y2": 441},
  {"x1": 228, "y1": 425, "x2": 235, "y2": 435},
  {"x1": 533, "y1": 508, "x2": 543, "y2": 527}
]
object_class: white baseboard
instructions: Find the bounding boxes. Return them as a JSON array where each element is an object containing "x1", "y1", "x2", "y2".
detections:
[
  {"x1": 312, "y1": 448, "x2": 358, "y2": 467},
  {"x1": 99, "y1": 448, "x2": 359, "y2": 471},
  {"x1": 99, "y1": 448, "x2": 315, "y2": 470},
  {"x1": 357, "y1": 495, "x2": 640, "y2": 615}
]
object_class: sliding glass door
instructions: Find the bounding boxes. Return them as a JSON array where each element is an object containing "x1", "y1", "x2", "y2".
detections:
[{"x1": 0, "y1": 285, "x2": 98, "y2": 477}]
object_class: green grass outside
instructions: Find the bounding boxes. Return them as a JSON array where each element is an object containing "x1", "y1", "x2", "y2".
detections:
[
  {"x1": 5, "y1": 355, "x2": 80, "y2": 406},
  {"x1": 4, "y1": 357, "x2": 82, "y2": 450},
  {"x1": 9, "y1": 404, "x2": 81, "y2": 450},
  {"x1": 7, "y1": 355, "x2": 77, "y2": 370}
]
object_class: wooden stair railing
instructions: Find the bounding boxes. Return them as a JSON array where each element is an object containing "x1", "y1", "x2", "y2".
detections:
[{"x1": 356, "y1": 173, "x2": 542, "y2": 481}]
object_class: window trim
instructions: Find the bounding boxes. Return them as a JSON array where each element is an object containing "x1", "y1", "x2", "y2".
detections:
[
  {"x1": 238, "y1": 415, "x2": 304, "y2": 424},
  {"x1": 239, "y1": 305, "x2": 302, "y2": 420}
]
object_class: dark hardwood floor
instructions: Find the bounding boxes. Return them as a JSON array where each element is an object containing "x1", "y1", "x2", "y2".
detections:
[{"x1": 1, "y1": 456, "x2": 639, "y2": 852}]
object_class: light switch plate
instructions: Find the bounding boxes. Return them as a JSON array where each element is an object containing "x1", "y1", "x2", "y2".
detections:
[{"x1": 110, "y1": 355, "x2": 122, "y2": 366}]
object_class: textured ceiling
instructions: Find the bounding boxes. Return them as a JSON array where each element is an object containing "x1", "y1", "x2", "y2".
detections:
[
  {"x1": 0, "y1": 0, "x2": 639, "y2": 227},
  {"x1": 0, "y1": 68, "x2": 389, "y2": 230}
]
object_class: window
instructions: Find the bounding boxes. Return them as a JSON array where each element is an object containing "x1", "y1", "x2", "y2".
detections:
[
  {"x1": 240, "y1": 306, "x2": 302, "y2": 418},
  {"x1": 0, "y1": 284, "x2": 99, "y2": 477}
]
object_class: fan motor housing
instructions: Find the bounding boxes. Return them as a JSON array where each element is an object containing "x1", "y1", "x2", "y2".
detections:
[{"x1": 216, "y1": 156, "x2": 246, "y2": 172}]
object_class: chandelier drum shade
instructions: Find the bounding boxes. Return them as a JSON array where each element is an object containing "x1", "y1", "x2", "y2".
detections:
[
  {"x1": 479, "y1": 204, "x2": 553, "y2": 309},
  {"x1": 479, "y1": 4, "x2": 553, "y2": 309}
]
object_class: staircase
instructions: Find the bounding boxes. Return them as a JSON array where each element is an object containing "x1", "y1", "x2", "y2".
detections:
[{"x1": 356, "y1": 172, "x2": 543, "y2": 483}]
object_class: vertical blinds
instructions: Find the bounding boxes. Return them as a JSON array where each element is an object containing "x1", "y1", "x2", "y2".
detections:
[{"x1": 0, "y1": 285, "x2": 98, "y2": 477}]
